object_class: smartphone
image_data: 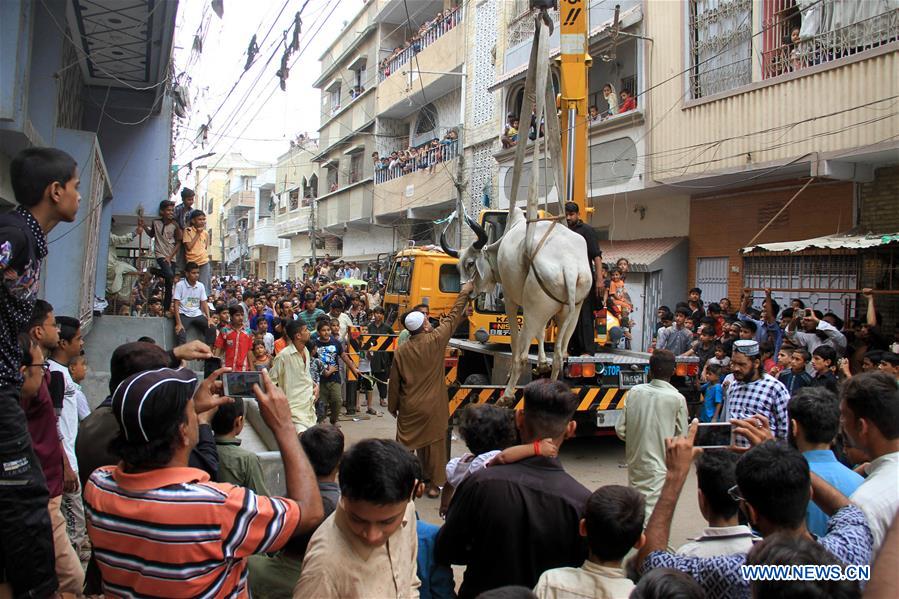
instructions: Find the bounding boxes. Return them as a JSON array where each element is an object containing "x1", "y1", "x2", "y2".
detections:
[
  {"x1": 694, "y1": 422, "x2": 734, "y2": 449},
  {"x1": 203, "y1": 357, "x2": 222, "y2": 380},
  {"x1": 222, "y1": 371, "x2": 262, "y2": 398}
]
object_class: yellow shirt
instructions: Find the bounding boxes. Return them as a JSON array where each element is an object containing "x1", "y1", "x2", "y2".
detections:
[
  {"x1": 294, "y1": 501, "x2": 420, "y2": 599},
  {"x1": 183, "y1": 227, "x2": 209, "y2": 265}
]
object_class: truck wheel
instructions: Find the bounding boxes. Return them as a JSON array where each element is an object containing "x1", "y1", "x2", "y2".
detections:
[{"x1": 463, "y1": 374, "x2": 490, "y2": 386}]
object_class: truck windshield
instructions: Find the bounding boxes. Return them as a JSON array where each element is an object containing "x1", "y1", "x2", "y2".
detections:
[
  {"x1": 476, "y1": 212, "x2": 509, "y2": 314},
  {"x1": 439, "y1": 264, "x2": 460, "y2": 293},
  {"x1": 388, "y1": 258, "x2": 413, "y2": 294}
]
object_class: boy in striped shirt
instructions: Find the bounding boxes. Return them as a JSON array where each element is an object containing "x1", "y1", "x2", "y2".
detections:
[{"x1": 84, "y1": 367, "x2": 323, "y2": 597}]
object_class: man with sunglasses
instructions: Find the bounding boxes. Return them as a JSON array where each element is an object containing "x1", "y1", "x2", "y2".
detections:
[{"x1": 635, "y1": 420, "x2": 872, "y2": 599}]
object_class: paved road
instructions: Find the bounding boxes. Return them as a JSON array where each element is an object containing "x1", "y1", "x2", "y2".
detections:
[{"x1": 335, "y1": 410, "x2": 703, "y2": 549}]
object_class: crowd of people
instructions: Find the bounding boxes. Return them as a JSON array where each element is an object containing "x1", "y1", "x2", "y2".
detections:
[
  {"x1": 378, "y1": 5, "x2": 463, "y2": 79},
  {"x1": 2, "y1": 146, "x2": 898, "y2": 599},
  {"x1": 373, "y1": 130, "x2": 459, "y2": 182}
]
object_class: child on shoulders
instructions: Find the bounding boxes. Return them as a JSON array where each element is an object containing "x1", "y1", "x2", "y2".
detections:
[{"x1": 439, "y1": 404, "x2": 558, "y2": 517}]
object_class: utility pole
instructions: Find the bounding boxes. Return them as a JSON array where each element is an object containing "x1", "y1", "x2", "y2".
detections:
[
  {"x1": 220, "y1": 208, "x2": 225, "y2": 277},
  {"x1": 311, "y1": 195, "x2": 317, "y2": 264}
]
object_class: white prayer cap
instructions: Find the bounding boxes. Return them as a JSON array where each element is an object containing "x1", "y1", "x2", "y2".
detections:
[
  {"x1": 404, "y1": 311, "x2": 426, "y2": 332},
  {"x1": 733, "y1": 339, "x2": 760, "y2": 356}
]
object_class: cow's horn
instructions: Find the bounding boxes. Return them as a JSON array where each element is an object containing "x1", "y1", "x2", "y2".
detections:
[
  {"x1": 439, "y1": 230, "x2": 459, "y2": 258},
  {"x1": 466, "y1": 216, "x2": 488, "y2": 249}
]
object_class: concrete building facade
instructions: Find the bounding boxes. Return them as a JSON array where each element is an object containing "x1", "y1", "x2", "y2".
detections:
[{"x1": 0, "y1": 0, "x2": 178, "y2": 330}]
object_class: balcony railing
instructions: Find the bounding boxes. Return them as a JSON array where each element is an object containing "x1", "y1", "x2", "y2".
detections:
[
  {"x1": 374, "y1": 139, "x2": 459, "y2": 184},
  {"x1": 762, "y1": 4, "x2": 899, "y2": 79},
  {"x1": 378, "y1": 6, "x2": 464, "y2": 82}
]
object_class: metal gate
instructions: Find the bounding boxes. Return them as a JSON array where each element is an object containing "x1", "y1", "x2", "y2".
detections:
[
  {"x1": 743, "y1": 253, "x2": 859, "y2": 318},
  {"x1": 642, "y1": 270, "x2": 662, "y2": 350},
  {"x1": 696, "y1": 257, "x2": 730, "y2": 303}
]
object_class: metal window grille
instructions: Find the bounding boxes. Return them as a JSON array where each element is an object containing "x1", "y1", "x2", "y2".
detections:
[
  {"x1": 688, "y1": 0, "x2": 753, "y2": 99},
  {"x1": 762, "y1": 0, "x2": 899, "y2": 79},
  {"x1": 743, "y1": 252, "x2": 860, "y2": 319}
]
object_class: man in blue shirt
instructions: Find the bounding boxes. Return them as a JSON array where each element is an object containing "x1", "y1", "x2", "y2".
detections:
[
  {"x1": 636, "y1": 422, "x2": 871, "y2": 599},
  {"x1": 737, "y1": 287, "x2": 784, "y2": 356},
  {"x1": 787, "y1": 387, "x2": 863, "y2": 536}
]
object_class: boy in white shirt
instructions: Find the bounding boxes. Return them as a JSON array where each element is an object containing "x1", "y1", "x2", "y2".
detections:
[
  {"x1": 534, "y1": 485, "x2": 644, "y2": 599},
  {"x1": 173, "y1": 261, "x2": 210, "y2": 345}
]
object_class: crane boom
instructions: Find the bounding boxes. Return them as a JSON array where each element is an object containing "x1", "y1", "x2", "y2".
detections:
[{"x1": 558, "y1": 0, "x2": 591, "y2": 217}]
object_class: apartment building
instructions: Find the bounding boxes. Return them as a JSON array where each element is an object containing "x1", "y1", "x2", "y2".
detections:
[
  {"x1": 0, "y1": 0, "x2": 178, "y2": 328},
  {"x1": 491, "y1": 0, "x2": 691, "y2": 350},
  {"x1": 272, "y1": 140, "x2": 320, "y2": 280},
  {"x1": 312, "y1": 0, "x2": 481, "y2": 261},
  {"x1": 644, "y1": 0, "x2": 898, "y2": 318}
]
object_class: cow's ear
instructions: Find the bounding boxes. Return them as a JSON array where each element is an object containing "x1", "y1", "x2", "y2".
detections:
[{"x1": 475, "y1": 256, "x2": 490, "y2": 281}]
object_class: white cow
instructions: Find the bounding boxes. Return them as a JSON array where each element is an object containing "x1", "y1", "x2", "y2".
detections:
[{"x1": 441, "y1": 208, "x2": 592, "y2": 402}]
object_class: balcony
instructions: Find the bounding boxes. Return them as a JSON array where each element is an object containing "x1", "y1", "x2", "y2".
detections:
[
  {"x1": 226, "y1": 190, "x2": 255, "y2": 209},
  {"x1": 277, "y1": 206, "x2": 313, "y2": 239},
  {"x1": 761, "y1": 1, "x2": 898, "y2": 80},
  {"x1": 249, "y1": 217, "x2": 278, "y2": 248},
  {"x1": 318, "y1": 183, "x2": 372, "y2": 231},
  {"x1": 376, "y1": 8, "x2": 464, "y2": 118},
  {"x1": 373, "y1": 154, "x2": 459, "y2": 223},
  {"x1": 503, "y1": 1, "x2": 640, "y2": 73},
  {"x1": 318, "y1": 92, "x2": 376, "y2": 152},
  {"x1": 495, "y1": 108, "x2": 646, "y2": 206},
  {"x1": 375, "y1": 138, "x2": 459, "y2": 184},
  {"x1": 377, "y1": 6, "x2": 464, "y2": 82}
]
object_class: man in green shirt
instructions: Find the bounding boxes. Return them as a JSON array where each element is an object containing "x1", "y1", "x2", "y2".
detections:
[
  {"x1": 297, "y1": 293, "x2": 327, "y2": 331},
  {"x1": 211, "y1": 398, "x2": 269, "y2": 496}
]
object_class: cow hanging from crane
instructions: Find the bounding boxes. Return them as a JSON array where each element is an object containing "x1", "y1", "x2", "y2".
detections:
[{"x1": 441, "y1": 211, "x2": 591, "y2": 403}]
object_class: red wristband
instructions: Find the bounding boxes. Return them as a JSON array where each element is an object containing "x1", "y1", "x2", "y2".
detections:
[{"x1": 533, "y1": 440, "x2": 541, "y2": 456}]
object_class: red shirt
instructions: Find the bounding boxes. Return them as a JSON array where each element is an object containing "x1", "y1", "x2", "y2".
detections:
[
  {"x1": 84, "y1": 466, "x2": 299, "y2": 597},
  {"x1": 215, "y1": 327, "x2": 253, "y2": 370},
  {"x1": 619, "y1": 96, "x2": 636, "y2": 113},
  {"x1": 21, "y1": 375, "x2": 63, "y2": 497}
]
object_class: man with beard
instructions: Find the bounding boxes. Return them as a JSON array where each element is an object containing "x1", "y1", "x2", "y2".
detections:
[{"x1": 725, "y1": 339, "x2": 790, "y2": 447}]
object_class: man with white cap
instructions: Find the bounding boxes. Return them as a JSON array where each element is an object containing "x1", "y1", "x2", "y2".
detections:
[
  {"x1": 726, "y1": 339, "x2": 790, "y2": 446},
  {"x1": 83, "y1": 367, "x2": 323, "y2": 595},
  {"x1": 388, "y1": 281, "x2": 474, "y2": 498}
]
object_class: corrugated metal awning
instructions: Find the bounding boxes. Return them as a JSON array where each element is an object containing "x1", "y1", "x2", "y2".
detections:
[
  {"x1": 598, "y1": 237, "x2": 686, "y2": 272},
  {"x1": 742, "y1": 232, "x2": 899, "y2": 254}
]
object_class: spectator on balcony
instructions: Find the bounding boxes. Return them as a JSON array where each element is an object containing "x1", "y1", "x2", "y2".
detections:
[
  {"x1": 502, "y1": 119, "x2": 519, "y2": 149},
  {"x1": 618, "y1": 89, "x2": 637, "y2": 114},
  {"x1": 602, "y1": 83, "x2": 618, "y2": 117},
  {"x1": 588, "y1": 105, "x2": 600, "y2": 122},
  {"x1": 372, "y1": 152, "x2": 382, "y2": 170}
]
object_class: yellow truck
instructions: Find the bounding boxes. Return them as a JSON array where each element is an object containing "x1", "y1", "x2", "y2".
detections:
[{"x1": 380, "y1": 210, "x2": 700, "y2": 436}]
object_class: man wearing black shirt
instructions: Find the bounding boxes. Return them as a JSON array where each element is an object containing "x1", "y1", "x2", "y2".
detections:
[
  {"x1": 565, "y1": 202, "x2": 604, "y2": 356},
  {"x1": 0, "y1": 148, "x2": 81, "y2": 597},
  {"x1": 435, "y1": 379, "x2": 590, "y2": 597}
]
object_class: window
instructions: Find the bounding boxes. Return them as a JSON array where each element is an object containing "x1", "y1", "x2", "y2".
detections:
[
  {"x1": 289, "y1": 189, "x2": 299, "y2": 211},
  {"x1": 688, "y1": 0, "x2": 753, "y2": 99},
  {"x1": 761, "y1": 0, "x2": 898, "y2": 79},
  {"x1": 388, "y1": 258, "x2": 414, "y2": 294},
  {"x1": 327, "y1": 164, "x2": 339, "y2": 192},
  {"x1": 349, "y1": 154, "x2": 363, "y2": 184},
  {"x1": 415, "y1": 103, "x2": 439, "y2": 136},
  {"x1": 309, "y1": 173, "x2": 318, "y2": 198},
  {"x1": 439, "y1": 264, "x2": 461, "y2": 293},
  {"x1": 330, "y1": 86, "x2": 341, "y2": 113}
]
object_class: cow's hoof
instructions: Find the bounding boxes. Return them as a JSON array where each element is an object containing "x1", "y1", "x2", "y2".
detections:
[
  {"x1": 496, "y1": 396, "x2": 516, "y2": 409},
  {"x1": 533, "y1": 363, "x2": 552, "y2": 376}
]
